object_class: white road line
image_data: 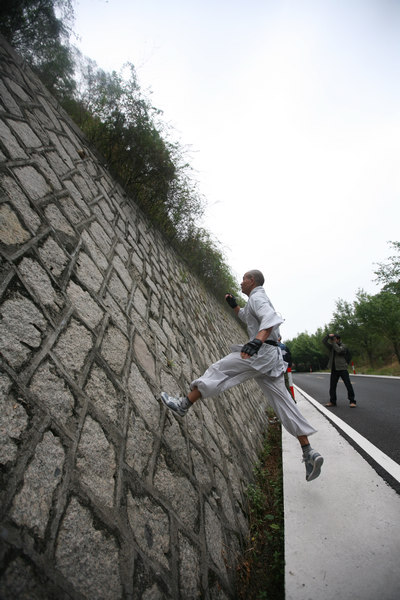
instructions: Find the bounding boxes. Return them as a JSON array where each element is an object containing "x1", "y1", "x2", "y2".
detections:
[{"x1": 295, "y1": 384, "x2": 400, "y2": 484}]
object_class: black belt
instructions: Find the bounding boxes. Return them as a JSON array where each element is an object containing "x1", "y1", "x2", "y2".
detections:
[{"x1": 264, "y1": 340, "x2": 278, "y2": 346}]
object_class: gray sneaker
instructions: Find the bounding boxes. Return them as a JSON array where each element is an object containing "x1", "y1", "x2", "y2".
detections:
[
  {"x1": 161, "y1": 392, "x2": 190, "y2": 417},
  {"x1": 303, "y1": 449, "x2": 324, "y2": 482}
]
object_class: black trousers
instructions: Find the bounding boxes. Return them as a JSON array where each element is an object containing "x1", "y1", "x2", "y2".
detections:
[{"x1": 329, "y1": 369, "x2": 355, "y2": 404}]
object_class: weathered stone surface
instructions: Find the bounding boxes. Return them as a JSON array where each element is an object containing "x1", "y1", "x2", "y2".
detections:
[
  {"x1": 44, "y1": 203, "x2": 75, "y2": 236},
  {"x1": 127, "y1": 494, "x2": 170, "y2": 568},
  {"x1": 11, "y1": 431, "x2": 65, "y2": 537},
  {"x1": 0, "y1": 372, "x2": 28, "y2": 465},
  {"x1": 84, "y1": 365, "x2": 121, "y2": 425},
  {"x1": 75, "y1": 251, "x2": 103, "y2": 293},
  {"x1": 29, "y1": 360, "x2": 74, "y2": 423},
  {"x1": 66, "y1": 280, "x2": 103, "y2": 329},
  {"x1": 101, "y1": 325, "x2": 128, "y2": 374},
  {"x1": 0, "y1": 119, "x2": 27, "y2": 158},
  {"x1": 14, "y1": 165, "x2": 51, "y2": 201},
  {"x1": 38, "y1": 237, "x2": 68, "y2": 276},
  {"x1": 0, "y1": 39, "x2": 272, "y2": 599},
  {"x1": 127, "y1": 363, "x2": 160, "y2": 429},
  {"x1": 55, "y1": 497, "x2": 122, "y2": 599},
  {"x1": 125, "y1": 412, "x2": 154, "y2": 475},
  {"x1": 7, "y1": 118, "x2": 42, "y2": 148},
  {"x1": 76, "y1": 415, "x2": 115, "y2": 506},
  {"x1": 53, "y1": 319, "x2": 93, "y2": 379},
  {"x1": 205, "y1": 501, "x2": 226, "y2": 575},
  {"x1": 19, "y1": 257, "x2": 61, "y2": 310},
  {"x1": 1, "y1": 176, "x2": 41, "y2": 232},
  {"x1": 0, "y1": 557, "x2": 57, "y2": 600},
  {"x1": 134, "y1": 333, "x2": 156, "y2": 381},
  {"x1": 0, "y1": 203, "x2": 30, "y2": 245},
  {"x1": 153, "y1": 455, "x2": 198, "y2": 530},
  {"x1": 0, "y1": 295, "x2": 46, "y2": 368},
  {"x1": 178, "y1": 532, "x2": 201, "y2": 598}
]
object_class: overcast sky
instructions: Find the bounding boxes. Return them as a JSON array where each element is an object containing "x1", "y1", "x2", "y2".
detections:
[{"x1": 73, "y1": 0, "x2": 400, "y2": 339}]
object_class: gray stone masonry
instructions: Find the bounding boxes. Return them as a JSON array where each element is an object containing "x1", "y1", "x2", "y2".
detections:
[{"x1": 0, "y1": 36, "x2": 273, "y2": 599}]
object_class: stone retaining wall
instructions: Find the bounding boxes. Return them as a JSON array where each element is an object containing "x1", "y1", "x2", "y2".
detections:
[{"x1": 0, "y1": 37, "x2": 271, "y2": 599}]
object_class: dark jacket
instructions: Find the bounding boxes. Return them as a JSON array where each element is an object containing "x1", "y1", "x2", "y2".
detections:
[{"x1": 322, "y1": 335, "x2": 349, "y2": 370}]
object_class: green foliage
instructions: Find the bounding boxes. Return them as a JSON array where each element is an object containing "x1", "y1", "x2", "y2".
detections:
[
  {"x1": 289, "y1": 241, "x2": 400, "y2": 369},
  {"x1": 1, "y1": 0, "x2": 242, "y2": 302},
  {"x1": 287, "y1": 328, "x2": 327, "y2": 372},
  {"x1": 0, "y1": 0, "x2": 76, "y2": 97},
  {"x1": 236, "y1": 417, "x2": 284, "y2": 599},
  {"x1": 374, "y1": 241, "x2": 400, "y2": 295}
]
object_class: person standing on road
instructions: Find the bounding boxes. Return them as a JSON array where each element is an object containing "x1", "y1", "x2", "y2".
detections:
[
  {"x1": 322, "y1": 333, "x2": 356, "y2": 407},
  {"x1": 161, "y1": 270, "x2": 324, "y2": 482}
]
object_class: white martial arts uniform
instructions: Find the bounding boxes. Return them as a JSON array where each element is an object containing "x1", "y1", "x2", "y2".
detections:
[{"x1": 191, "y1": 286, "x2": 317, "y2": 438}]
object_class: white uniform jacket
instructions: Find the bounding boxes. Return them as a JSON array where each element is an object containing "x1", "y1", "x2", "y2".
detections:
[{"x1": 231, "y1": 286, "x2": 286, "y2": 377}]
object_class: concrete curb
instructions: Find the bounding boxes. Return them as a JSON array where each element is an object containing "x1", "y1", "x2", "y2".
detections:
[{"x1": 283, "y1": 389, "x2": 400, "y2": 600}]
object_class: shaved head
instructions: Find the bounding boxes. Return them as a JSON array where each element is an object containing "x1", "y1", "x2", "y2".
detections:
[{"x1": 245, "y1": 270, "x2": 265, "y2": 287}]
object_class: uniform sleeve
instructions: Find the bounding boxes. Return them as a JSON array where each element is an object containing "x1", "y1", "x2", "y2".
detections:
[{"x1": 250, "y1": 294, "x2": 283, "y2": 331}]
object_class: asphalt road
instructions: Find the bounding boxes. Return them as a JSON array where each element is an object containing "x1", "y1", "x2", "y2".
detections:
[{"x1": 292, "y1": 372, "x2": 400, "y2": 466}]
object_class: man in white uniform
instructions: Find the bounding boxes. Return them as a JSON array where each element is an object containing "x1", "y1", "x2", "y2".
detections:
[{"x1": 161, "y1": 270, "x2": 323, "y2": 481}]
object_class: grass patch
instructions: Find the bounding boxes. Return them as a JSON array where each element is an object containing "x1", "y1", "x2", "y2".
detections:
[{"x1": 236, "y1": 415, "x2": 284, "y2": 600}]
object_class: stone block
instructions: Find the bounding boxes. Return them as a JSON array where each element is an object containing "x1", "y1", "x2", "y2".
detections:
[
  {"x1": 59, "y1": 195, "x2": 84, "y2": 225},
  {"x1": 101, "y1": 325, "x2": 128, "y2": 374},
  {"x1": 1, "y1": 176, "x2": 41, "y2": 233},
  {"x1": 7, "y1": 118, "x2": 42, "y2": 148},
  {"x1": 38, "y1": 237, "x2": 68, "y2": 277},
  {"x1": 205, "y1": 501, "x2": 226, "y2": 575},
  {"x1": 127, "y1": 494, "x2": 170, "y2": 569},
  {"x1": 53, "y1": 319, "x2": 93, "y2": 379},
  {"x1": 0, "y1": 295, "x2": 46, "y2": 368},
  {"x1": 125, "y1": 412, "x2": 154, "y2": 476},
  {"x1": 0, "y1": 372, "x2": 28, "y2": 465},
  {"x1": 81, "y1": 230, "x2": 108, "y2": 271},
  {"x1": 108, "y1": 271, "x2": 128, "y2": 309},
  {"x1": 153, "y1": 454, "x2": 198, "y2": 530},
  {"x1": 55, "y1": 498, "x2": 122, "y2": 599},
  {"x1": 11, "y1": 431, "x2": 65, "y2": 537},
  {"x1": 0, "y1": 204, "x2": 30, "y2": 245},
  {"x1": 0, "y1": 120, "x2": 27, "y2": 158},
  {"x1": 0, "y1": 556, "x2": 61, "y2": 600},
  {"x1": 44, "y1": 204, "x2": 75, "y2": 236},
  {"x1": 76, "y1": 415, "x2": 115, "y2": 506},
  {"x1": 66, "y1": 281, "x2": 103, "y2": 329},
  {"x1": 14, "y1": 165, "x2": 51, "y2": 201},
  {"x1": 29, "y1": 360, "x2": 74, "y2": 424},
  {"x1": 178, "y1": 532, "x2": 201, "y2": 598},
  {"x1": 19, "y1": 257, "x2": 62, "y2": 310},
  {"x1": 127, "y1": 363, "x2": 160, "y2": 430},
  {"x1": 75, "y1": 251, "x2": 103, "y2": 293},
  {"x1": 133, "y1": 333, "x2": 156, "y2": 382},
  {"x1": 85, "y1": 365, "x2": 121, "y2": 425},
  {"x1": 0, "y1": 79, "x2": 22, "y2": 116}
]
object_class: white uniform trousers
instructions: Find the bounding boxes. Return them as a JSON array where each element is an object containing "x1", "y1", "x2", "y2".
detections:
[{"x1": 191, "y1": 351, "x2": 317, "y2": 438}]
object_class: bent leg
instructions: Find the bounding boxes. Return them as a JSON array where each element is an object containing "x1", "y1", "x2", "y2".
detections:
[
  {"x1": 256, "y1": 374, "x2": 317, "y2": 438},
  {"x1": 191, "y1": 352, "x2": 256, "y2": 399}
]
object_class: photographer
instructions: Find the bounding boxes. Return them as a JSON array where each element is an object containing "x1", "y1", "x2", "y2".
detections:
[{"x1": 322, "y1": 333, "x2": 356, "y2": 407}]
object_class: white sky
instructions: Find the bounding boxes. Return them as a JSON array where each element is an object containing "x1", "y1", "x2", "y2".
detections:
[{"x1": 73, "y1": 0, "x2": 400, "y2": 339}]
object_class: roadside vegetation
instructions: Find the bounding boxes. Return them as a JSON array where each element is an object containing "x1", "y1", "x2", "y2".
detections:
[
  {"x1": 236, "y1": 415, "x2": 284, "y2": 600},
  {"x1": 286, "y1": 242, "x2": 400, "y2": 375},
  {"x1": 0, "y1": 0, "x2": 242, "y2": 301}
]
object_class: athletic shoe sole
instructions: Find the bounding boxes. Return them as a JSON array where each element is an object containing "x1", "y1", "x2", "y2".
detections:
[{"x1": 307, "y1": 455, "x2": 324, "y2": 482}]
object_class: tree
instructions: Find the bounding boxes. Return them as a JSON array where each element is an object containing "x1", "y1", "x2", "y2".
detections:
[
  {"x1": 0, "y1": 0, "x2": 75, "y2": 97},
  {"x1": 288, "y1": 329, "x2": 327, "y2": 372},
  {"x1": 374, "y1": 241, "x2": 400, "y2": 295}
]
